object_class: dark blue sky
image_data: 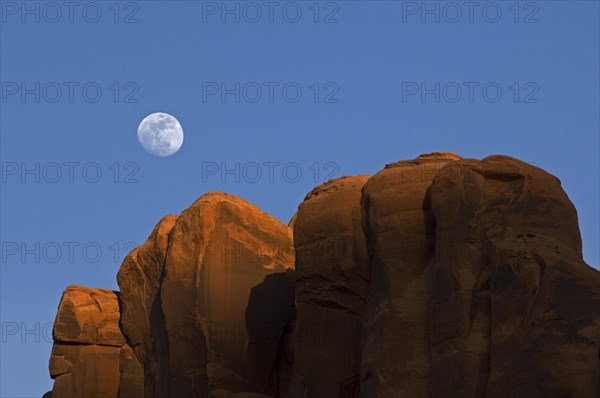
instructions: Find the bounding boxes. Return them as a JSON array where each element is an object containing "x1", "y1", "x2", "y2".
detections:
[{"x1": 1, "y1": 1, "x2": 598, "y2": 396}]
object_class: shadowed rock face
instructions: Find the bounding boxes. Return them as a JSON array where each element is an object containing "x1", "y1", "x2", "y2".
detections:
[
  {"x1": 245, "y1": 269, "x2": 296, "y2": 397},
  {"x1": 291, "y1": 175, "x2": 372, "y2": 397},
  {"x1": 116, "y1": 214, "x2": 177, "y2": 398},
  {"x1": 425, "y1": 156, "x2": 600, "y2": 398},
  {"x1": 360, "y1": 153, "x2": 461, "y2": 397},
  {"x1": 47, "y1": 154, "x2": 600, "y2": 398}
]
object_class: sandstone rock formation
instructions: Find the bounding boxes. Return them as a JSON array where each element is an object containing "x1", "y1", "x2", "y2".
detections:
[
  {"x1": 360, "y1": 153, "x2": 461, "y2": 397},
  {"x1": 49, "y1": 285, "x2": 143, "y2": 398},
  {"x1": 291, "y1": 175, "x2": 371, "y2": 398},
  {"x1": 245, "y1": 269, "x2": 296, "y2": 396},
  {"x1": 426, "y1": 156, "x2": 600, "y2": 398},
  {"x1": 116, "y1": 191, "x2": 294, "y2": 397},
  {"x1": 47, "y1": 154, "x2": 600, "y2": 398}
]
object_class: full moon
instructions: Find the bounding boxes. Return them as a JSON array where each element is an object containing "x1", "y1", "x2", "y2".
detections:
[{"x1": 137, "y1": 112, "x2": 184, "y2": 157}]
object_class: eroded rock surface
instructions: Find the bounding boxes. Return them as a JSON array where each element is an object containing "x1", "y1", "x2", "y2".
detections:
[
  {"x1": 117, "y1": 191, "x2": 294, "y2": 397},
  {"x1": 360, "y1": 153, "x2": 461, "y2": 397},
  {"x1": 291, "y1": 175, "x2": 371, "y2": 397},
  {"x1": 49, "y1": 285, "x2": 143, "y2": 398},
  {"x1": 425, "y1": 156, "x2": 600, "y2": 398},
  {"x1": 47, "y1": 154, "x2": 600, "y2": 398}
]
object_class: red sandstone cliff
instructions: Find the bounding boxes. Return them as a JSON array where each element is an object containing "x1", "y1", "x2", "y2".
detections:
[{"x1": 47, "y1": 153, "x2": 600, "y2": 398}]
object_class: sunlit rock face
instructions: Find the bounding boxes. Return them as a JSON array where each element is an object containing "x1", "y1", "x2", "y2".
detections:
[
  {"x1": 116, "y1": 191, "x2": 295, "y2": 397},
  {"x1": 47, "y1": 154, "x2": 600, "y2": 398},
  {"x1": 48, "y1": 285, "x2": 143, "y2": 398}
]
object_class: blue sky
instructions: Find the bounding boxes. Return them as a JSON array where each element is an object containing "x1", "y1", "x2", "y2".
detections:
[{"x1": 1, "y1": 1, "x2": 598, "y2": 396}]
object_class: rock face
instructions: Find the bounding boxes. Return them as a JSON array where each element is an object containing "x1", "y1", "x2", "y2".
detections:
[
  {"x1": 425, "y1": 156, "x2": 600, "y2": 398},
  {"x1": 115, "y1": 214, "x2": 178, "y2": 398},
  {"x1": 291, "y1": 175, "x2": 371, "y2": 397},
  {"x1": 290, "y1": 153, "x2": 599, "y2": 398},
  {"x1": 49, "y1": 285, "x2": 143, "y2": 398},
  {"x1": 116, "y1": 191, "x2": 294, "y2": 397},
  {"x1": 245, "y1": 269, "x2": 296, "y2": 397},
  {"x1": 360, "y1": 153, "x2": 461, "y2": 397},
  {"x1": 47, "y1": 154, "x2": 600, "y2": 398}
]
